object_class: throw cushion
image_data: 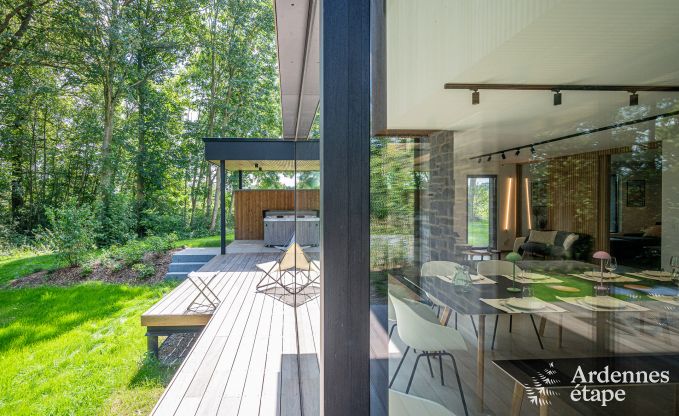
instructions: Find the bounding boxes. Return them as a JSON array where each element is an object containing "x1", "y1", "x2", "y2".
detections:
[
  {"x1": 643, "y1": 225, "x2": 661, "y2": 238},
  {"x1": 522, "y1": 242, "x2": 551, "y2": 256},
  {"x1": 563, "y1": 233, "x2": 579, "y2": 250},
  {"x1": 528, "y1": 230, "x2": 557, "y2": 245},
  {"x1": 550, "y1": 246, "x2": 566, "y2": 258}
]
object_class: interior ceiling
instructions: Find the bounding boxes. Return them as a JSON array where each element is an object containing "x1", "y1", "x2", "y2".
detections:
[
  {"x1": 275, "y1": 0, "x2": 319, "y2": 139},
  {"x1": 386, "y1": 0, "x2": 679, "y2": 158}
]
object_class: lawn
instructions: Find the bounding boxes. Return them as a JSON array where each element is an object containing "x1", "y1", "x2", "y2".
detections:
[
  {"x1": 175, "y1": 233, "x2": 229, "y2": 248},
  {"x1": 0, "y1": 233, "x2": 232, "y2": 286},
  {"x1": 0, "y1": 233, "x2": 232, "y2": 415},
  {"x1": 468, "y1": 219, "x2": 489, "y2": 247},
  {"x1": 0, "y1": 282, "x2": 176, "y2": 415},
  {"x1": 0, "y1": 252, "x2": 64, "y2": 286}
]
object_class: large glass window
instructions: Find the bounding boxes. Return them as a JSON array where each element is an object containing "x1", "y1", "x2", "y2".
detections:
[
  {"x1": 372, "y1": 2, "x2": 679, "y2": 415},
  {"x1": 467, "y1": 175, "x2": 497, "y2": 249}
]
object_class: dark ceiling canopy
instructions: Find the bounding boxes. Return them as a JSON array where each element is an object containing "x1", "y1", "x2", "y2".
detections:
[{"x1": 203, "y1": 138, "x2": 320, "y2": 171}]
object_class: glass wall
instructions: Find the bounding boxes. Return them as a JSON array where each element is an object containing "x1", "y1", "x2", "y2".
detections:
[{"x1": 373, "y1": 2, "x2": 679, "y2": 415}]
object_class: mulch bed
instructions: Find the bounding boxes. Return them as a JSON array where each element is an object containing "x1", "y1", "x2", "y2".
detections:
[{"x1": 7, "y1": 249, "x2": 181, "y2": 289}]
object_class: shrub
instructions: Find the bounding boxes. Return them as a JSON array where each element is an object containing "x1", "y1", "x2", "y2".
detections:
[
  {"x1": 141, "y1": 209, "x2": 186, "y2": 237},
  {"x1": 81, "y1": 263, "x2": 94, "y2": 276},
  {"x1": 94, "y1": 195, "x2": 135, "y2": 247},
  {"x1": 102, "y1": 233, "x2": 177, "y2": 268},
  {"x1": 40, "y1": 202, "x2": 97, "y2": 267},
  {"x1": 131, "y1": 263, "x2": 155, "y2": 279}
]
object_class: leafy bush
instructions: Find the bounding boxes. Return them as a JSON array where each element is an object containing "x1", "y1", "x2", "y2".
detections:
[
  {"x1": 95, "y1": 195, "x2": 135, "y2": 247},
  {"x1": 131, "y1": 263, "x2": 155, "y2": 279},
  {"x1": 102, "y1": 233, "x2": 177, "y2": 268},
  {"x1": 141, "y1": 209, "x2": 186, "y2": 237},
  {"x1": 81, "y1": 263, "x2": 94, "y2": 276},
  {"x1": 40, "y1": 202, "x2": 97, "y2": 266}
]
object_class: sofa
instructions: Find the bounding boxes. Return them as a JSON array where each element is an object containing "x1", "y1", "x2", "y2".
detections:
[
  {"x1": 514, "y1": 230, "x2": 592, "y2": 260},
  {"x1": 610, "y1": 224, "x2": 661, "y2": 268}
]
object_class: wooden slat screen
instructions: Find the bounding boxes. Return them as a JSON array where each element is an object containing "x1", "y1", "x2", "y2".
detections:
[
  {"x1": 542, "y1": 144, "x2": 656, "y2": 252},
  {"x1": 233, "y1": 190, "x2": 320, "y2": 240}
]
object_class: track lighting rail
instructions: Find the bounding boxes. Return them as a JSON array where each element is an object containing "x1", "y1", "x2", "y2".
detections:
[{"x1": 468, "y1": 110, "x2": 679, "y2": 161}]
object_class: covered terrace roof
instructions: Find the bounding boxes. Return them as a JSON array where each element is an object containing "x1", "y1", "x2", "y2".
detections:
[
  {"x1": 203, "y1": 138, "x2": 319, "y2": 171},
  {"x1": 274, "y1": 0, "x2": 319, "y2": 139}
]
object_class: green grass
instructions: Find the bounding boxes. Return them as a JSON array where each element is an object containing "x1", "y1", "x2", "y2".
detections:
[
  {"x1": 0, "y1": 233, "x2": 235, "y2": 414},
  {"x1": 174, "y1": 233, "x2": 233, "y2": 248},
  {"x1": 468, "y1": 219, "x2": 489, "y2": 247},
  {"x1": 0, "y1": 282, "x2": 176, "y2": 415},
  {"x1": 0, "y1": 233, "x2": 234, "y2": 285},
  {"x1": 0, "y1": 252, "x2": 64, "y2": 285}
]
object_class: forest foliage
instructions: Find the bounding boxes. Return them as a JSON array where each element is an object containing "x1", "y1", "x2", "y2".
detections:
[{"x1": 0, "y1": 0, "x2": 284, "y2": 250}]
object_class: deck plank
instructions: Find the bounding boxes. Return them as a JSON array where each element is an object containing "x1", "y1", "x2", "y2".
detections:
[
  {"x1": 297, "y1": 298, "x2": 320, "y2": 416},
  {"x1": 280, "y1": 297, "x2": 302, "y2": 416},
  {"x1": 234, "y1": 278, "x2": 277, "y2": 415},
  {"x1": 195, "y1": 255, "x2": 268, "y2": 415},
  {"x1": 259, "y1": 292, "x2": 285, "y2": 416},
  {"x1": 148, "y1": 250, "x2": 322, "y2": 416},
  {"x1": 183, "y1": 254, "x2": 268, "y2": 416},
  {"x1": 151, "y1": 255, "x2": 261, "y2": 415},
  {"x1": 141, "y1": 254, "x2": 249, "y2": 327}
]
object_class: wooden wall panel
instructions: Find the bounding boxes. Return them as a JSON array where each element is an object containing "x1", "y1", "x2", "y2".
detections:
[
  {"x1": 233, "y1": 190, "x2": 320, "y2": 240},
  {"x1": 547, "y1": 153, "x2": 599, "y2": 247},
  {"x1": 545, "y1": 151, "x2": 618, "y2": 252}
]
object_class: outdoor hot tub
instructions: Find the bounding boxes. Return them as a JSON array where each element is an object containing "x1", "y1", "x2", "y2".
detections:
[{"x1": 263, "y1": 210, "x2": 320, "y2": 247}]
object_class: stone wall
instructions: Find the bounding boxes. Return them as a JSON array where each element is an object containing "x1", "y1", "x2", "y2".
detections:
[{"x1": 419, "y1": 130, "x2": 456, "y2": 262}]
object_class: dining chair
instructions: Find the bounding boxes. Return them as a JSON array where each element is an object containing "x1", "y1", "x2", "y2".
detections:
[
  {"x1": 476, "y1": 260, "x2": 545, "y2": 350},
  {"x1": 476, "y1": 259, "x2": 517, "y2": 276},
  {"x1": 389, "y1": 389, "x2": 456, "y2": 416},
  {"x1": 388, "y1": 289, "x2": 441, "y2": 340},
  {"x1": 421, "y1": 261, "x2": 479, "y2": 336},
  {"x1": 389, "y1": 294, "x2": 469, "y2": 416}
]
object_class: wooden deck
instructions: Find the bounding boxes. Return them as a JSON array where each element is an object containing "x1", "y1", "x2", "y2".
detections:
[
  {"x1": 144, "y1": 247, "x2": 679, "y2": 416},
  {"x1": 148, "y1": 252, "x2": 320, "y2": 416}
]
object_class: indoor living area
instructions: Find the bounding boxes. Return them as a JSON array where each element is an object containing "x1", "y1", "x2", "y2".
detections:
[{"x1": 373, "y1": 1, "x2": 679, "y2": 415}]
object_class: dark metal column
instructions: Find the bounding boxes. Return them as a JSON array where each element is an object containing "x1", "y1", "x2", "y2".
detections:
[
  {"x1": 238, "y1": 170, "x2": 243, "y2": 190},
  {"x1": 220, "y1": 160, "x2": 226, "y2": 255},
  {"x1": 320, "y1": 0, "x2": 370, "y2": 414}
]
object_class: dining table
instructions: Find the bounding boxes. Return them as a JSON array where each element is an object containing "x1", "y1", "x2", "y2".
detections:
[{"x1": 409, "y1": 262, "x2": 679, "y2": 410}]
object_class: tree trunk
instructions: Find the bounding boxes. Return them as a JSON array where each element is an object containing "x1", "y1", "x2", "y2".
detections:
[
  {"x1": 189, "y1": 160, "x2": 201, "y2": 226},
  {"x1": 205, "y1": 165, "x2": 213, "y2": 220},
  {"x1": 209, "y1": 169, "x2": 220, "y2": 231},
  {"x1": 99, "y1": 81, "x2": 115, "y2": 201},
  {"x1": 135, "y1": 49, "x2": 147, "y2": 236}
]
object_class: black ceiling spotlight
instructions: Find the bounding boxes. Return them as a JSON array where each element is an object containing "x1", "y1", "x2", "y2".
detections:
[
  {"x1": 467, "y1": 110, "x2": 679, "y2": 162},
  {"x1": 254, "y1": 163, "x2": 259, "y2": 168},
  {"x1": 471, "y1": 89, "x2": 480, "y2": 105},
  {"x1": 487, "y1": 155, "x2": 492, "y2": 162},
  {"x1": 501, "y1": 152, "x2": 506, "y2": 160},
  {"x1": 259, "y1": 167, "x2": 262, "y2": 171},
  {"x1": 553, "y1": 90, "x2": 562, "y2": 106},
  {"x1": 629, "y1": 91, "x2": 639, "y2": 106}
]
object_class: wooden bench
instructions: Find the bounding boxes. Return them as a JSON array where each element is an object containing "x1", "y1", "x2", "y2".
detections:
[{"x1": 141, "y1": 254, "x2": 255, "y2": 355}]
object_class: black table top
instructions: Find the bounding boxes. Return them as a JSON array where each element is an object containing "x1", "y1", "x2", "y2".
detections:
[
  {"x1": 419, "y1": 274, "x2": 530, "y2": 315},
  {"x1": 411, "y1": 272, "x2": 678, "y2": 316}
]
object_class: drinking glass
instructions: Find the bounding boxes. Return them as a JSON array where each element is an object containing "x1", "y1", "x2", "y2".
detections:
[
  {"x1": 522, "y1": 285, "x2": 534, "y2": 298},
  {"x1": 605, "y1": 257, "x2": 617, "y2": 275},
  {"x1": 672, "y1": 269, "x2": 679, "y2": 300},
  {"x1": 671, "y1": 256, "x2": 679, "y2": 273},
  {"x1": 454, "y1": 265, "x2": 472, "y2": 293},
  {"x1": 595, "y1": 284, "x2": 610, "y2": 297}
]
